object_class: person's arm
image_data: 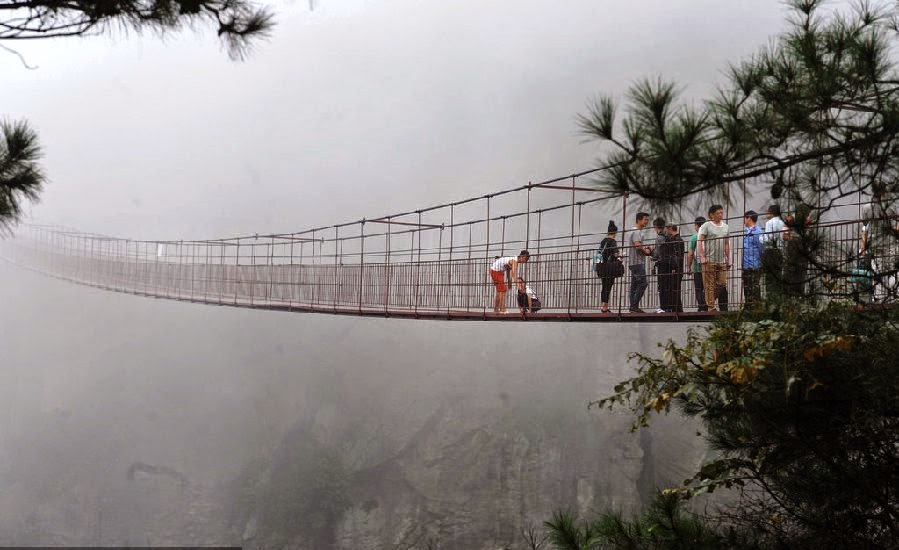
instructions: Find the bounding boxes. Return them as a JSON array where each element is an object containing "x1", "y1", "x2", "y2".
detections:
[
  {"x1": 860, "y1": 225, "x2": 867, "y2": 254},
  {"x1": 686, "y1": 239, "x2": 695, "y2": 268},
  {"x1": 725, "y1": 232, "x2": 731, "y2": 265},
  {"x1": 508, "y1": 259, "x2": 518, "y2": 282},
  {"x1": 697, "y1": 233, "x2": 706, "y2": 263},
  {"x1": 633, "y1": 238, "x2": 644, "y2": 258}
]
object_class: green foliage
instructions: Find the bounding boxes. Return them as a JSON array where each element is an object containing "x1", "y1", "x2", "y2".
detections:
[
  {"x1": 0, "y1": 119, "x2": 44, "y2": 229},
  {"x1": 0, "y1": 0, "x2": 275, "y2": 228},
  {"x1": 593, "y1": 302, "x2": 899, "y2": 547},
  {"x1": 579, "y1": 0, "x2": 899, "y2": 214},
  {"x1": 1, "y1": 0, "x2": 273, "y2": 59},
  {"x1": 544, "y1": 493, "x2": 729, "y2": 550}
]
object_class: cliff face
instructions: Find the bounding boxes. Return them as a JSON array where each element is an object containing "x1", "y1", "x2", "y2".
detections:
[
  {"x1": 0, "y1": 263, "x2": 709, "y2": 548},
  {"x1": 226, "y1": 320, "x2": 708, "y2": 550}
]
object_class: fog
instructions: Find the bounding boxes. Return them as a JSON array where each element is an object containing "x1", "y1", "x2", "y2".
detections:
[
  {"x1": 1, "y1": 0, "x2": 801, "y2": 547},
  {"x1": 3, "y1": 0, "x2": 790, "y2": 238}
]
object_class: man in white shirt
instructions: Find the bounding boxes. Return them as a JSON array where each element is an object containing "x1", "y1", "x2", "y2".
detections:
[
  {"x1": 760, "y1": 203, "x2": 786, "y2": 298},
  {"x1": 698, "y1": 204, "x2": 731, "y2": 312}
]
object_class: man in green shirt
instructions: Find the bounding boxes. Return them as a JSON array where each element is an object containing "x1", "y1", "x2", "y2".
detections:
[
  {"x1": 698, "y1": 204, "x2": 731, "y2": 312},
  {"x1": 685, "y1": 216, "x2": 707, "y2": 311}
]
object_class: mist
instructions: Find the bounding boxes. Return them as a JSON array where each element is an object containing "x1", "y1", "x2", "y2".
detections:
[{"x1": 1, "y1": 0, "x2": 802, "y2": 547}]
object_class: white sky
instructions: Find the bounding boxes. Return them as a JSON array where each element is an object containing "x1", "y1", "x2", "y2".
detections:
[{"x1": 2, "y1": 0, "x2": 793, "y2": 240}]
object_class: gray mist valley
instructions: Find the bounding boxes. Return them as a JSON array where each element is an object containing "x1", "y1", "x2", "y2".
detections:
[
  {"x1": 0, "y1": 0, "x2": 825, "y2": 548},
  {"x1": 0, "y1": 261, "x2": 707, "y2": 548}
]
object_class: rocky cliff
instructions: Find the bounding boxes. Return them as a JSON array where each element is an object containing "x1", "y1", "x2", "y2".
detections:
[{"x1": 0, "y1": 263, "x2": 709, "y2": 548}]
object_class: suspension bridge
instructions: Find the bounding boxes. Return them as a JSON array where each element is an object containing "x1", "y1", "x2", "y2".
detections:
[{"x1": 0, "y1": 166, "x2": 876, "y2": 321}]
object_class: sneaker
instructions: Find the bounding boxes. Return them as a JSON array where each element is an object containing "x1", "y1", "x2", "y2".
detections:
[
  {"x1": 600, "y1": 307, "x2": 611, "y2": 314},
  {"x1": 629, "y1": 307, "x2": 645, "y2": 313},
  {"x1": 654, "y1": 308, "x2": 667, "y2": 313}
]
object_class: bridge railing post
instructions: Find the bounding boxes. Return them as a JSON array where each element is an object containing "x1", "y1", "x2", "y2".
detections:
[
  {"x1": 384, "y1": 218, "x2": 391, "y2": 315},
  {"x1": 333, "y1": 226, "x2": 340, "y2": 313},
  {"x1": 359, "y1": 219, "x2": 365, "y2": 314}
]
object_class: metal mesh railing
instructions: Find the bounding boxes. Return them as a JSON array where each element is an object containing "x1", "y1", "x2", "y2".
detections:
[{"x1": 2, "y1": 216, "x2": 892, "y2": 321}]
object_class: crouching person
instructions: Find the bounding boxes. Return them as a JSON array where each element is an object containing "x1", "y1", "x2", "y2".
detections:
[
  {"x1": 489, "y1": 250, "x2": 530, "y2": 313},
  {"x1": 516, "y1": 277, "x2": 542, "y2": 315}
]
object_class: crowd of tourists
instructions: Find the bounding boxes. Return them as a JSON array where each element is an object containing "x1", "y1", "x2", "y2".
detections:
[
  {"x1": 487, "y1": 201, "x2": 897, "y2": 314},
  {"x1": 594, "y1": 203, "x2": 792, "y2": 313},
  {"x1": 595, "y1": 204, "x2": 812, "y2": 313},
  {"x1": 487, "y1": 203, "x2": 808, "y2": 315}
]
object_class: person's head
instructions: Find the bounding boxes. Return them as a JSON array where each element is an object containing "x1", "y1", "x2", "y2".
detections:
[
  {"x1": 767, "y1": 203, "x2": 781, "y2": 219},
  {"x1": 744, "y1": 210, "x2": 758, "y2": 227},
  {"x1": 666, "y1": 223, "x2": 679, "y2": 236},
  {"x1": 635, "y1": 212, "x2": 650, "y2": 228},
  {"x1": 708, "y1": 204, "x2": 724, "y2": 222},
  {"x1": 607, "y1": 220, "x2": 618, "y2": 236},
  {"x1": 516, "y1": 276, "x2": 526, "y2": 290},
  {"x1": 693, "y1": 216, "x2": 706, "y2": 231},
  {"x1": 652, "y1": 217, "x2": 666, "y2": 233},
  {"x1": 517, "y1": 250, "x2": 530, "y2": 263}
]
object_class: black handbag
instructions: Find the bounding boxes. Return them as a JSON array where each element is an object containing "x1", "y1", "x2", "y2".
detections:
[{"x1": 610, "y1": 258, "x2": 625, "y2": 278}]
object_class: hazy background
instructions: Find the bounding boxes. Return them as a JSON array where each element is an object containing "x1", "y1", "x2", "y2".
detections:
[
  {"x1": 2, "y1": 0, "x2": 791, "y2": 240},
  {"x1": 0, "y1": 1, "x2": 814, "y2": 547}
]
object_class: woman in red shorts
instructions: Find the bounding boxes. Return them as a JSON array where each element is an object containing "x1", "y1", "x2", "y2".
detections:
[{"x1": 489, "y1": 250, "x2": 530, "y2": 313}]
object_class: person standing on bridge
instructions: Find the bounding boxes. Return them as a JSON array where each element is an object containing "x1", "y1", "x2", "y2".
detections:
[
  {"x1": 490, "y1": 250, "x2": 530, "y2": 314},
  {"x1": 628, "y1": 212, "x2": 652, "y2": 313},
  {"x1": 664, "y1": 223, "x2": 685, "y2": 313},
  {"x1": 698, "y1": 205, "x2": 731, "y2": 312},
  {"x1": 686, "y1": 216, "x2": 708, "y2": 311},
  {"x1": 595, "y1": 220, "x2": 621, "y2": 313},
  {"x1": 760, "y1": 203, "x2": 786, "y2": 299},
  {"x1": 651, "y1": 217, "x2": 669, "y2": 313},
  {"x1": 742, "y1": 210, "x2": 764, "y2": 305}
]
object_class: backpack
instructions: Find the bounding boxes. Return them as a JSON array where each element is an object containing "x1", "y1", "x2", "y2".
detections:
[
  {"x1": 517, "y1": 287, "x2": 542, "y2": 313},
  {"x1": 593, "y1": 240, "x2": 614, "y2": 276},
  {"x1": 593, "y1": 241, "x2": 624, "y2": 277}
]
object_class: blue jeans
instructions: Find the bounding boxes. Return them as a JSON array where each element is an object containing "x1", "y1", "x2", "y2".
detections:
[{"x1": 629, "y1": 264, "x2": 647, "y2": 309}]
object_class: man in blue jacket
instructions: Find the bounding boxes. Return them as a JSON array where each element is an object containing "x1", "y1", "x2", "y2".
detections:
[{"x1": 742, "y1": 210, "x2": 764, "y2": 305}]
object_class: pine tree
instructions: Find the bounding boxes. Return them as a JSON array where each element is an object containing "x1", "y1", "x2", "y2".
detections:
[
  {"x1": 582, "y1": 2, "x2": 899, "y2": 546},
  {"x1": 0, "y1": 0, "x2": 274, "y2": 226}
]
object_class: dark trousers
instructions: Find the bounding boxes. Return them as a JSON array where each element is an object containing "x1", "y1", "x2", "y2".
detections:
[
  {"x1": 784, "y1": 242, "x2": 808, "y2": 298},
  {"x1": 761, "y1": 248, "x2": 784, "y2": 299},
  {"x1": 693, "y1": 271, "x2": 707, "y2": 311},
  {"x1": 600, "y1": 274, "x2": 615, "y2": 303},
  {"x1": 669, "y1": 271, "x2": 683, "y2": 312},
  {"x1": 629, "y1": 264, "x2": 647, "y2": 309},
  {"x1": 657, "y1": 261, "x2": 673, "y2": 311},
  {"x1": 743, "y1": 268, "x2": 761, "y2": 305}
]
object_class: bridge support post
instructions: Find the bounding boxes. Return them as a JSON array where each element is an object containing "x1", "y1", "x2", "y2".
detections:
[{"x1": 359, "y1": 219, "x2": 365, "y2": 314}]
